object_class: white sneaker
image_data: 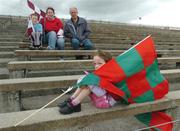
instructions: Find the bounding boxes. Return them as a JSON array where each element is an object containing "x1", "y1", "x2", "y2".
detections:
[{"x1": 46, "y1": 46, "x2": 53, "y2": 50}]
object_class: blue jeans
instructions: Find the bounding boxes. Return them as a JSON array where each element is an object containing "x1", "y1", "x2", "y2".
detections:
[
  {"x1": 71, "y1": 38, "x2": 93, "y2": 50},
  {"x1": 45, "y1": 31, "x2": 65, "y2": 50}
]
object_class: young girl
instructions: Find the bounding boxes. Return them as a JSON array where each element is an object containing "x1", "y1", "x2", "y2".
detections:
[{"x1": 59, "y1": 50, "x2": 118, "y2": 114}]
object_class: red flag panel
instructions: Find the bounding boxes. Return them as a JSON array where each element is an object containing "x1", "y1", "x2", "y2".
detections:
[
  {"x1": 135, "y1": 36, "x2": 157, "y2": 67},
  {"x1": 150, "y1": 112, "x2": 173, "y2": 131},
  {"x1": 94, "y1": 59, "x2": 126, "y2": 83},
  {"x1": 152, "y1": 80, "x2": 169, "y2": 100},
  {"x1": 126, "y1": 70, "x2": 152, "y2": 98}
]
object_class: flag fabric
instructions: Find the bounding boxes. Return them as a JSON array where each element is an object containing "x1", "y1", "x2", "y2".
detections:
[
  {"x1": 26, "y1": 0, "x2": 45, "y2": 36},
  {"x1": 27, "y1": 0, "x2": 46, "y2": 19},
  {"x1": 76, "y1": 36, "x2": 173, "y2": 131},
  {"x1": 27, "y1": 18, "x2": 35, "y2": 36}
]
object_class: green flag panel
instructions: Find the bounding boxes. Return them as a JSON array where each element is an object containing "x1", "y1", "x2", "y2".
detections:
[
  {"x1": 146, "y1": 60, "x2": 165, "y2": 88},
  {"x1": 77, "y1": 73, "x2": 100, "y2": 87},
  {"x1": 133, "y1": 90, "x2": 154, "y2": 103},
  {"x1": 115, "y1": 80, "x2": 131, "y2": 98},
  {"x1": 135, "y1": 112, "x2": 152, "y2": 126},
  {"x1": 115, "y1": 48, "x2": 144, "y2": 77}
]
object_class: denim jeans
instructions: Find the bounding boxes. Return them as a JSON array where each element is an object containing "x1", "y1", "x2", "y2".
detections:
[
  {"x1": 71, "y1": 38, "x2": 93, "y2": 50},
  {"x1": 44, "y1": 31, "x2": 65, "y2": 50}
]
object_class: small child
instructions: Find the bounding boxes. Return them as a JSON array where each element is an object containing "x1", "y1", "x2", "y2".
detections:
[
  {"x1": 58, "y1": 50, "x2": 119, "y2": 114},
  {"x1": 27, "y1": 13, "x2": 43, "y2": 49}
]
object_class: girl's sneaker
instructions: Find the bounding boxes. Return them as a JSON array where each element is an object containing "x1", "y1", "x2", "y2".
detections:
[
  {"x1": 59, "y1": 102, "x2": 81, "y2": 115},
  {"x1": 58, "y1": 98, "x2": 71, "y2": 108}
]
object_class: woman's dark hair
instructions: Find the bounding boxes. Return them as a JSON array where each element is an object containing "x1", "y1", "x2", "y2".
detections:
[
  {"x1": 46, "y1": 7, "x2": 55, "y2": 13},
  {"x1": 94, "y1": 50, "x2": 112, "y2": 63}
]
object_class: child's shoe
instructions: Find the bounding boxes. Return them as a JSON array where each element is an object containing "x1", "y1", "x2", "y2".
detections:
[
  {"x1": 29, "y1": 45, "x2": 35, "y2": 50},
  {"x1": 58, "y1": 98, "x2": 71, "y2": 108},
  {"x1": 59, "y1": 102, "x2": 81, "y2": 115},
  {"x1": 38, "y1": 46, "x2": 43, "y2": 50}
]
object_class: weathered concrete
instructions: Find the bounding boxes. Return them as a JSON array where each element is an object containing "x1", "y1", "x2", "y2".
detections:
[
  {"x1": 20, "y1": 82, "x2": 180, "y2": 110},
  {"x1": 0, "y1": 75, "x2": 81, "y2": 92},
  {"x1": 0, "y1": 69, "x2": 180, "y2": 92},
  {"x1": 0, "y1": 69, "x2": 180, "y2": 113},
  {"x1": 8, "y1": 60, "x2": 93, "y2": 71},
  {"x1": 6, "y1": 58, "x2": 180, "y2": 78},
  {"x1": 0, "y1": 92, "x2": 21, "y2": 113},
  {"x1": 19, "y1": 42, "x2": 180, "y2": 50},
  {"x1": 7, "y1": 57, "x2": 180, "y2": 71},
  {"x1": 0, "y1": 90, "x2": 180, "y2": 131},
  {"x1": 15, "y1": 50, "x2": 180, "y2": 59},
  {"x1": 0, "y1": 52, "x2": 14, "y2": 58}
]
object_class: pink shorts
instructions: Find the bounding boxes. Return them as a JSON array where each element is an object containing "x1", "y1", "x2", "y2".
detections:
[
  {"x1": 89, "y1": 93, "x2": 116, "y2": 108},
  {"x1": 77, "y1": 75, "x2": 116, "y2": 108},
  {"x1": 89, "y1": 85, "x2": 116, "y2": 108}
]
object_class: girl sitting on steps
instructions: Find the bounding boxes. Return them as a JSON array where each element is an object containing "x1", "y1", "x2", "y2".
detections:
[{"x1": 58, "y1": 50, "x2": 121, "y2": 115}]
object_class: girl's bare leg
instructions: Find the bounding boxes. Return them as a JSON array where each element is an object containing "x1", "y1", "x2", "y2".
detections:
[
  {"x1": 71, "y1": 88, "x2": 83, "y2": 98},
  {"x1": 72, "y1": 87, "x2": 91, "y2": 104}
]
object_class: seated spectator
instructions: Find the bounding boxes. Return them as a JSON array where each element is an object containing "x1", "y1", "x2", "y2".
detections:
[
  {"x1": 64, "y1": 7, "x2": 93, "y2": 59},
  {"x1": 25, "y1": 13, "x2": 43, "y2": 50},
  {"x1": 40, "y1": 7, "x2": 64, "y2": 50},
  {"x1": 58, "y1": 50, "x2": 117, "y2": 115}
]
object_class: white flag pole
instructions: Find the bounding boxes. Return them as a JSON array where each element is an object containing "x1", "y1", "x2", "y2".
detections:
[{"x1": 14, "y1": 86, "x2": 74, "y2": 127}]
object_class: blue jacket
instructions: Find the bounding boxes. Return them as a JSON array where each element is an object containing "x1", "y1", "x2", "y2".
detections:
[{"x1": 33, "y1": 23, "x2": 43, "y2": 33}]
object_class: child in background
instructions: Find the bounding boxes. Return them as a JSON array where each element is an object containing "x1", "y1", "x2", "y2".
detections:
[
  {"x1": 27, "y1": 13, "x2": 43, "y2": 49},
  {"x1": 58, "y1": 50, "x2": 119, "y2": 115}
]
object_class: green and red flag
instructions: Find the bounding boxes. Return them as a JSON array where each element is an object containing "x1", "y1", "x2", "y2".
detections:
[{"x1": 76, "y1": 36, "x2": 173, "y2": 130}]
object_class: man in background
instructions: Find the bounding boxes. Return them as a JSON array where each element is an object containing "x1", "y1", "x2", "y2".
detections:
[{"x1": 64, "y1": 7, "x2": 93, "y2": 59}]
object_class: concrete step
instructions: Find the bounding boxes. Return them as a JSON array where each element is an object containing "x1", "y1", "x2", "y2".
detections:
[
  {"x1": 0, "y1": 103, "x2": 150, "y2": 131},
  {"x1": 0, "y1": 31, "x2": 24, "y2": 35},
  {"x1": 21, "y1": 81, "x2": 180, "y2": 111},
  {"x1": 0, "y1": 68, "x2": 9, "y2": 79},
  {"x1": 1, "y1": 69, "x2": 180, "y2": 91},
  {"x1": 0, "y1": 46, "x2": 19, "y2": 51},
  {"x1": 8, "y1": 57, "x2": 180, "y2": 71},
  {"x1": 0, "y1": 90, "x2": 179, "y2": 131},
  {"x1": 0, "y1": 38, "x2": 23, "y2": 42},
  {"x1": 14, "y1": 50, "x2": 180, "y2": 60},
  {"x1": 0, "y1": 33, "x2": 23, "y2": 37},
  {"x1": 26, "y1": 69, "x2": 92, "y2": 78},
  {"x1": 18, "y1": 42, "x2": 180, "y2": 51},
  {"x1": 0, "y1": 41, "x2": 23, "y2": 46},
  {"x1": 0, "y1": 58, "x2": 15, "y2": 68},
  {"x1": 0, "y1": 52, "x2": 14, "y2": 58},
  {"x1": 21, "y1": 80, "x2": 180, "y2": 110}
]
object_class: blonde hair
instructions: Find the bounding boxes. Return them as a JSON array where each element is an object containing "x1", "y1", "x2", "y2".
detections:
[{"x1": 94, "y1": 50, "x2": 112, "y2": 63}]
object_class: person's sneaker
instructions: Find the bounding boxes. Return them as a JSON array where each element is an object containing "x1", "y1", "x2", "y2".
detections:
[
  {"x1": 59, "y1": 102, "x2": 81, "y2": 115},
  {"x1": 38, "y1": 46, "x2": 43, "y2": 50},
  {"x1": 34, "y1": 47, "x2": 39, "y2": 50},
  {"x1": 46, "y1": 46, "x2": 53, "y2": 50},
  {"x1": 29, "y1": 45, "x2": 35, "y2": 50},
  {"x1": 58, "y1": 98, "x2": 71, "y2": 108}
]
